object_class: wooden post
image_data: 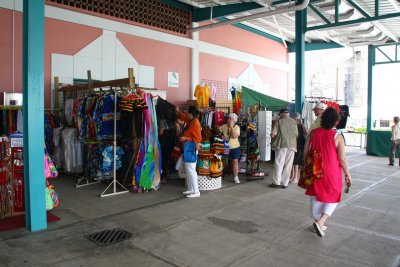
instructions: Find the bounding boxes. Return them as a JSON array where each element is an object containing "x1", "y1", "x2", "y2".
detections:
[
  {"x1": 87, "y1": 70, "x2": 93, "y2": 91},
  {"x1": 128, "y1": 68, "x2": 135, "y2": 90},
  {"x1": 54, "y1": 76, "x2": 59, "y2": 113}
]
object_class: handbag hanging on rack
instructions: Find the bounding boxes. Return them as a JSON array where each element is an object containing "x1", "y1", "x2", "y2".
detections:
[{"x1": 298, "y1": 133, "x2": 324, "y2": 189}]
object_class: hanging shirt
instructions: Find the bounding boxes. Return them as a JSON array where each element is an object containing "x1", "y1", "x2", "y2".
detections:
[
  {"x1": 210, "y1": 84, "x2": 217, "y2": 101},
  {"x1": 194, "y1": 84, "x2": 210, "y2": 108}
]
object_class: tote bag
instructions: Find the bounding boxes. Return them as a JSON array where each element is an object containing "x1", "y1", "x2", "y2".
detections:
[
  {"x1": 183, "y1": 141, "x2": 197, "y2": 163},
  {"x1": 298, "y1": 132, "x2": 324, "y2": 189}
]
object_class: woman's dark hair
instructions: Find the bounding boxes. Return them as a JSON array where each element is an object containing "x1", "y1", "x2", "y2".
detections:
[
  {"x1": 320, "y1": 107, "x2": 340, "y2": 129},
  {"x1": 188, "y1": 106, "x2": 200, "y2": 118}
]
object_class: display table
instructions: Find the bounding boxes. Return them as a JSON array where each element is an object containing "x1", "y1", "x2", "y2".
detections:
[{"x1": 366, "y1": 130, "x2": 392, "y2": 157}]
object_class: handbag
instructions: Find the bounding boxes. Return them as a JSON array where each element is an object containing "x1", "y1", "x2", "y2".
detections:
[
  {"x1": 298, "y1": 133, "x2": 324, "y2": 189},
  {"x1": 223, "y1": 138, "x2": 230, "y2": 155},
  {"x1": 45, "y1": 184, "x2": 59, "y2": 211},
  {"x1": 183, "y1": 141, "x2": 197, "y2": 163},
  {"x1": 171, "y1": 144, "x2": 182, "y2": 159},
  {"x1": 175, "y1": 155, "x2": 183, "y2": 171},
  {"x1": 44, "y1": 148, "x2": 58, "y2": 179}
]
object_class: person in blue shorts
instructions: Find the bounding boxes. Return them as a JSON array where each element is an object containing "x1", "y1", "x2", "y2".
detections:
[{"x1": 221, "y1": 113, "x2": 241, "y2": 184}]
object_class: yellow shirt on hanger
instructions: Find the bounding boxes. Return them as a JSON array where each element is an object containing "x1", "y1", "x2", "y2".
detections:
[{"x1": 194, "y1": 84, "x2": 210, "y2": 108}]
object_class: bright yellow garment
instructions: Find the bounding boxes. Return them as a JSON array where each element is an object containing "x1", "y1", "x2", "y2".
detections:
[{"x1": 194, "y1": 84, "x2": 210, "y2": 108}]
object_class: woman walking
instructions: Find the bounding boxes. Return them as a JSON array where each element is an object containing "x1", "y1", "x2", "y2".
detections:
[{"x1": 303, "y1": 107, "x2": 352, "y2": 237}]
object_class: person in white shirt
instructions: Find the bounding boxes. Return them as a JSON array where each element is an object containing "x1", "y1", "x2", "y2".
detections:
[
  {"x1": 388, "y1": 116, "x2": 400, "y2": 166},
  {"x1": 308, "y1": 102, "x2": 327, "y2": 135}
]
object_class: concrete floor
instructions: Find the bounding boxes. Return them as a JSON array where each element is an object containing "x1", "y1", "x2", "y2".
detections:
[{"x1": 0, "y1": 148, "x2": 400, "y2": 267}]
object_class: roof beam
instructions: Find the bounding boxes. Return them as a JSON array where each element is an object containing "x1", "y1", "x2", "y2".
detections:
[
  {"x1": 192, "y1": 2, "x2": 265, "y2": 22},
  {"x1": 256, "y1": 17, "x2": 298, "y2": 41},
  {"x1": 329, "y1": 26, "x2": 374, "y2": 38},
  {"x1": 307, "y1": 11, "x2": 400, "y2": 32},
  {"x1": 159, "y1": 0, "x2": 194, "y2": 11},
  {"x1": 387, "y1": 0, "x2": 400, "y2": 12},
  {"x1": 309, "y1": 3, "x2": 331, "y2": 24},
  {"x1": 344, "y1": 0, "x2": 370, "y2": 18},
  {"x1": 343, "y1": 0, "x2": 399, "y2": 42},
  {"x1": 371, "y1": 21, "x2": 399, "y2": 42}
]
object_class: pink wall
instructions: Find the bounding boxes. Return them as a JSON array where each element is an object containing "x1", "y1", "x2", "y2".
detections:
[
  {"x1": 0, "y1": 8, "x2": 22, "y2": 102},
  {"x1": 200, "y1": 53, "x2": 288, "y2": 100},
  {"x1": 117, "y1": 33, "x2": 191, "y2": 105},
  {"x1": 200, "y1": 53, "x2": 248, "y2": 82},
  {"x1": 0, "y1": 7, "x2": 289, "y2": 108},
  {"x1": 254, "y1": 65, "x2": 289, "y2": 100},
  {"x1": 44, "y1": 17, "x2": 102, "y2": 108},
  {"x1": 0, "y1": 8, "x2": 102, "y2": 108},
  {"x1": 200, "y1": 23, "x2": 288, "y2": 63}
]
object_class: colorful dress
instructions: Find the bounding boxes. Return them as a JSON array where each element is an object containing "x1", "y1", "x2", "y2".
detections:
[{"x1": 305, "y1": 128, "x2": 343, "y2": 203}]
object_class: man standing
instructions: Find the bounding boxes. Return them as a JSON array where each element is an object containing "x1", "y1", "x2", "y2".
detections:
[
  {"x1": 389, "y1": 116, "x2": 400, "y2": 166},
  {"x1": 308, "y1": 102, "x2": 327, "y2": 135},
  {"x1": 270, "y1": 108, "x2": 298, "y2": 189}
]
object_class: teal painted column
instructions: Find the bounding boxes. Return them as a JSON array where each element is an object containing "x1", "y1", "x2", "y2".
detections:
[
  {"x1": 23, "y1": 0, "x2": 46, "y2": 231},
  {"x1": 295, "y1": 4, "x2": 307, "y2": 114},
  {"x1": 367, "y1": 45, "x2": 375, "y2": 132}
]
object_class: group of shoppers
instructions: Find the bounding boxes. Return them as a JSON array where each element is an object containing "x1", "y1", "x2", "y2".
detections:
[
  {"x1": 269, "y1": 102, "x2": 352, "y2": 238},
  {"x1": 170, "y1": 102, "x2": 354, "y2": 239},
  {"x1": 174, "y1": 106, "x2": 242, "y2": 198}
]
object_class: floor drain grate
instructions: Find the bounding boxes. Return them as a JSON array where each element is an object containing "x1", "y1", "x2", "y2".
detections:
[{"x1": 85, "y1": 228, "x2": 132, "y2": 246}]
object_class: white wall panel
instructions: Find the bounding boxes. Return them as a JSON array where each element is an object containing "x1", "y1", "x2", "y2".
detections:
[
  {"x1": 51, "y1": 53, "x2": 73, "y2": 82},
  {"x1": 51, "y1": 53, "x2": 74, "y2": 110},
  {"x1": 73, "y1": 56, "x2": 102, "y2": 80},
  {"x1": 101, "y1": 30, "x2": 116, "y2": 80},
  {"x1": 75, "y1": 36, "x2": 102, "y2": 58},
  {"x1": 138, "y1": 65, "x2": 155, "y2": 88},
  {"x1": 115, "y1": 39, "x2": 139, "y2": 79},
  {"x1": 258, "y1": 110, "x2": 272, "y2": 161}
]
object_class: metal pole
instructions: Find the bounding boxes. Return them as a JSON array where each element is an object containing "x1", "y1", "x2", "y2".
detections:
[
  {"x1": 367, "y1": 45, "x2": 375, "y2": 132},
  {"x1": 113, "y1": 90, "x2": 117, "y2": 194},
  {"x1": 22, "y1": 0, "x2": 46, "y2": 231},
  {"x1": 295, "y1": 2, "x2": 306, "y2": 114}
]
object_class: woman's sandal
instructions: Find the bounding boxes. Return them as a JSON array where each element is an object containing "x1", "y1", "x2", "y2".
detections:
[{"x1": 313, "y1": 222, "x2": 326, "y2": 238}]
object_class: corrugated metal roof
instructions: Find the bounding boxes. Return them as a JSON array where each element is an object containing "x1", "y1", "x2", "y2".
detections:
[{"x1": 181, "y1": 0, "x2": 400, "y2": 47}]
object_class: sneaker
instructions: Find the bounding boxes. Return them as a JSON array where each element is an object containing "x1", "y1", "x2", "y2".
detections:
[
  {"x1": 234, "y1": 177, "x2": 240, "y2": 184},
  {"x1": 186, "y1": 192, "x2": 200, "y2": 198},
  {"x1": 388, "y1": 163, "x2": 394, "y2": 166},
  {"x1": 281, "y1": 185, "x2": 288, "y2": 189},
  {"x1": 182, "y1": 190, "x2": 192, "y2": 195}
]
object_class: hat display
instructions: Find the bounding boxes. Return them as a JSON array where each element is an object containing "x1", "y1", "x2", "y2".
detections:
[
  {"x1": 279, "y1": 108, "x2": 289, "y2": 114},
  {"x1": 248, "y1": 123, "x2": 257, "y2": 131},
  {"x1": 314, "y1": 102, "x2": 327, "y2": 110}
]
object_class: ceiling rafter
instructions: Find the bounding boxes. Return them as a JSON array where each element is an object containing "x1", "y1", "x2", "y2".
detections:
[{"x1": 174, "y1": 0, "x2": 400, "y2": 47}]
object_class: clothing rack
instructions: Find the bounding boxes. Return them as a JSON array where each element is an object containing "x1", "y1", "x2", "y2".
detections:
[
  {"x1": 0, "y1": 105, "x2": 22, "y2": 110},
  {"x1": 304, "y1": 96, "x2": 342, "y2": 102},
  {"x1": 55, "y1": 68, "x2": 135, "y2": 197}
]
